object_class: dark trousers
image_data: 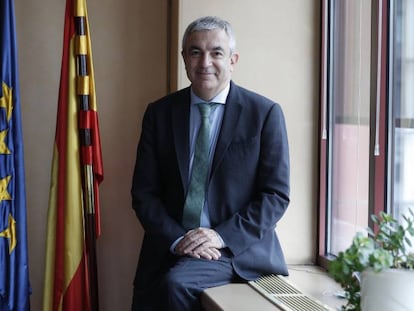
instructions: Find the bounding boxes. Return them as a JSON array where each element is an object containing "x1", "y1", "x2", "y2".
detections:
[{"x1": 131, "y1": 253, "x2": 239, "y2": 311}]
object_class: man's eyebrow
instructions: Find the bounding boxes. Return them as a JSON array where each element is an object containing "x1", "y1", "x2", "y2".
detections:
[
  {"x1": 188, "y1": 45, "x2": 201, "y2": 50},
  {"x1": 212, "y1": 46, "x2": 225, "y2": 52},
  {"x1": 187, "y1": 45, "x2": 225, "y2": 51}
]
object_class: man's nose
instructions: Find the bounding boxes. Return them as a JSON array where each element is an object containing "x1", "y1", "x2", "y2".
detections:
[{"x1": 200, "y1": 53, "x2": 212, "y2": 66}]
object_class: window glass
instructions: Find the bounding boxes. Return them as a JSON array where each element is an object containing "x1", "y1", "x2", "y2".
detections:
[
  {"x1": 327, "y1": 0, "x2": 372, "y2": 255},
  {"x1": 389, "y1": 0, "x2": 414, "y2": 250}
]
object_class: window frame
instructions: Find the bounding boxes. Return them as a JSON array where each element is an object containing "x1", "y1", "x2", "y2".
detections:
[{"x1": 317, "y1": 0, "x2": 389, "y2": 267}]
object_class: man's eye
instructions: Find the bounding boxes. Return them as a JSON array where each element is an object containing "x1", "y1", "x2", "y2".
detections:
[{"x1": 190, "y1": 50, "x2": 201, "y2": 56}]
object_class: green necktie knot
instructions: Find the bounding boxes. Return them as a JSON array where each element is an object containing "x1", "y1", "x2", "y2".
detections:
[{"x1": 198, "y1": 103, "x2": 215, "y2": 119}]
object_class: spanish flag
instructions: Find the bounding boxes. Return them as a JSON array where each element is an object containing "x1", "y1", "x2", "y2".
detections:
[
  {"x1": 43, "y1": 0, "x2": 103, "y2": 310},
  {"x1": 0, "y1": 0, "x2": 31, "y2": 309}
]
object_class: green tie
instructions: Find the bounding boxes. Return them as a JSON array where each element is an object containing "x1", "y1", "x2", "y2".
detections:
[{"x1": 182, "y1": 103, "x2": 216, "y2": 230}]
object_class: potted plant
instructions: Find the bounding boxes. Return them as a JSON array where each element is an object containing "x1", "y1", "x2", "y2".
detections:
[{"x1": 328, "y1": 209, "x2": 414, "y2": 311}]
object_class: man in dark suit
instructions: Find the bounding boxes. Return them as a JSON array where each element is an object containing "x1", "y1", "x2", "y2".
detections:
[{"x1": 131, "y1": 16, "x2": 290, "y2": 311}]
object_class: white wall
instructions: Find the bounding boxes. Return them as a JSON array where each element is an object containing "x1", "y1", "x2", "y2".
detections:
[{"x1": 15, "y1": 0, "x2": 319, "y2": 310}]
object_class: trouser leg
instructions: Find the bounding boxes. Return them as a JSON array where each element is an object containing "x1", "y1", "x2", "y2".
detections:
[{"x1": 161, "y1": 255, "x2": 237, "y2": 311}]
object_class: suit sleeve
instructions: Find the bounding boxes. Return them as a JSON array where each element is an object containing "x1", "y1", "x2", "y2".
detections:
[{"x1": 131, "y1": 103, "x2": 186, "y2": 246}]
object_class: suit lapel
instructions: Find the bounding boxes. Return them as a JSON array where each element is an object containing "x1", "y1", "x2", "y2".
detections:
[
  {"x1": 172, "y1": 88, "x2": 191, "y2": 191},
  {"x1": 211, "y1": 82, "x2": 242, "y2": 175}
]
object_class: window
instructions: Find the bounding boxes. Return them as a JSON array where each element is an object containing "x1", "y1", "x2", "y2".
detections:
[
  {"x1": 327, "y1": 0, "x2": 372, "y2": 255},
  {"x1": 318, "y1": 0, "x2": 414, "y2": 260},
  {"x1": 389, "y1": 0, "x2": 414, "y2": 249}
]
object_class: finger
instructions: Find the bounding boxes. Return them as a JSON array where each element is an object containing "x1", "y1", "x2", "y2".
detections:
[
  {"x1": 207, "y1": 248, "x2": 221, "y2": 260},
  {"x1": 177, "y1": 228, "x2": 223, "y2": 255},
  {"x1": 193, "y1": 228, "x2": 222, "y2": 249},
  {"x1": 196, "y1": 248, "x2": 221, "y2": 260},
  {"x1": 176, "y1": 236, "x2": 206, "y2": 254},
  {"x1": 186, "y1": 228, "x2": 221, "y2": 246},
  {"x1": 177, "y1": 229, "x2": 210, "y2": 253},
  {"x1": 186, "y1": 251, "x2": 201, "y2": 259}
]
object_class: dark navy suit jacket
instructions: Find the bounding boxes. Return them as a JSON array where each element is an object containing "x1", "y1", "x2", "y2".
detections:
[{"x1": 131, "y1": 81, "x2": 290, "y2": 290}]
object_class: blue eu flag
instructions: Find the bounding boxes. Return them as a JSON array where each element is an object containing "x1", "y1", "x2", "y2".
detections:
[{"x1": 0, "y1": 0, "x2": 31, "y2": 310}]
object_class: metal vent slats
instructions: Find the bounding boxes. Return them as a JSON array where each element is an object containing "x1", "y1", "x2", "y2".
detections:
[{"x1": 249, "y1": 274, "x2": 335, "y2": 311}]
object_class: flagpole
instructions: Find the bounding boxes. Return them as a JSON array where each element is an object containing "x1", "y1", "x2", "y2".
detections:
[{"x1": 74, "y1": 2, "x2": 99, "y2": 310}]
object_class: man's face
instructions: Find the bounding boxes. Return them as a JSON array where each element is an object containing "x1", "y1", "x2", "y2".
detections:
[{"x1": 182, "y1": 29, "x2": 239, "y2": 101}]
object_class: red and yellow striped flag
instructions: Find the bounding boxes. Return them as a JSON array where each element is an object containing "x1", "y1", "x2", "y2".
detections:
[{"x1": 43, "y1": 0, "x2": 103, "y2": 310}]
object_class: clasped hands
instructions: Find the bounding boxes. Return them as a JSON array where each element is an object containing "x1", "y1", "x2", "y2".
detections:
[{"x1": 175, "y1": 227, "x2": 223, "y2": 260}]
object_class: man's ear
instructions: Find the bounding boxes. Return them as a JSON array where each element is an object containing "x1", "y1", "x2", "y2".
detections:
[
  {"x1": 230, "y1": 52, "x2": 239, "y2": 65},
  {"x1": 230, "y1": 52, "x2": 239, "y2": 72}
]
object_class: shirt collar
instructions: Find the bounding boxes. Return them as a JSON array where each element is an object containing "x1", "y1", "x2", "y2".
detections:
[{"x1": 190, "y1": 84, "x2": 230, "y2": 105}]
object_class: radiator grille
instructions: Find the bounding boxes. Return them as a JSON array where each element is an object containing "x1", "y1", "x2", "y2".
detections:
[{"x1": 249, "y1": 274, "x2": 335, "y2": 311}]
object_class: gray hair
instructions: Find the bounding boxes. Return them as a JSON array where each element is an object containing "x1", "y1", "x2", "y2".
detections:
[{"x1": 181, "y1": 16, "x2": 237, "y2": 54}]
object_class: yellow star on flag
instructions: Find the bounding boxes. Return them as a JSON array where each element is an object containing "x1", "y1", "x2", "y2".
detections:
[
  {"x1": 0, "y1": 213, "x2": 17, "y2": 254},
  {"x1": 0, "y1": 129, "x2": 11, "y2": 154},
  {"x1": 0, "y1": 81, "x2": 13, "y2": 122},
  {"x1": 0, "y1": 175, "x2": 12, "y2": 202}
]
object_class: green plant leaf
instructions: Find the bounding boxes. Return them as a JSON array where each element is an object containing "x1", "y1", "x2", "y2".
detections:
[{"x1": 329, "y1": 209, "x2": 414, "y2": 311}]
